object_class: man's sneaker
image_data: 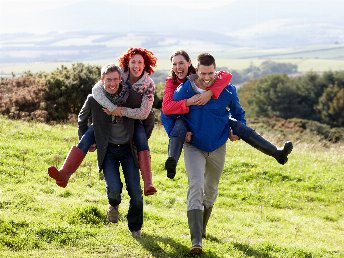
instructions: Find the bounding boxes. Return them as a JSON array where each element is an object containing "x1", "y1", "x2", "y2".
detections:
[
  {"x1": 107, "y1": 205, "x2": 119, "y2": 223},
  {"x1": 189, "y1": 245, "x2": 202, "y2": 255},
  {"x1": 131, "y1": 230, "x2": 141, "y2": 238}
]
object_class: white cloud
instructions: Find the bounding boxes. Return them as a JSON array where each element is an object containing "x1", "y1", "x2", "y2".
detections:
[
  {"x1": 0, "y1": 0, "x2": 76, "y2": 15},
  {"x1": 126, "y1": 0, "x2": 236, "y2": 9}
]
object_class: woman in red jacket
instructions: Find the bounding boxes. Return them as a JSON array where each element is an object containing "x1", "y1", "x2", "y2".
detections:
[
  {"x1": 161, "y1": 50, "x2": 293, "y2": 181},
  {"x1": 162, "y1": 50, "x2": 232, "y2": 179}
]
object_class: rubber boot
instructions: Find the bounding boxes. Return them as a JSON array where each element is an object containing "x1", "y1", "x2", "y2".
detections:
[
  {"x1": 187, "y1": 209, "x2": 203, "y2": 255},
  {"x1": 138, "y1": 150, "x2": 157, "y2": 196},
  {"x1": 229, "y1": 119, "x2": 293, "y2": 165},
  {"x1": 243, "y1": 132, "x2": 293, "y2": 165},
  {"x1": 202, "y1": 206, "x2": 213, "y2": 238},
  {"x1": 48, "y1": 146, "x2": 86, "y2": 188},
  {"x1": 165, "y1": 136, "x2": 184, "y2": 179}
]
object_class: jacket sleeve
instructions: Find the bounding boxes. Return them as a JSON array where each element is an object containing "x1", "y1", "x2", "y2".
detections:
[
  {"x1": 207, "y1": 71, "x2": 233, "y2": 99},
  {"x1": 162, "y1": 77, "x2": 189, "y2": 115},
  {"x1": 121, "y1": 78, "x2": 155, "y2": 120},
  {"x1": 227, "y1": 85, "x2": 246, "y2": 125},
  {"x1": 92, "y1": 81, "x2": 118, "y2": 112},
  {"x1": 78, "y1": 95, "x2": 93, "y2": 139},
  {"x1": 173, "y1": 80, "x2": 195, "y2": 101}
]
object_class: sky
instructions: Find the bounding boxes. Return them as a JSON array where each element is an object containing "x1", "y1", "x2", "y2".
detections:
[
  {"x1": 0, "y1": 0, "x2": 234, "y2": 33},
  {"x1": 1, "y1": 0, "x2": 343, "y2": 34}
]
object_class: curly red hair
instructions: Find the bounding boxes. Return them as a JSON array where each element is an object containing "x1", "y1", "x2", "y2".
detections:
[{"x1": 118, "y1": 47, "x2": 157, "y2": 75}]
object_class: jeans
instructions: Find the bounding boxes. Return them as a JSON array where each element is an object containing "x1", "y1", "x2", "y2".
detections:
[
  {"x1": 77, "y1": 125, "x2": 95, "y2": 154},
  {"x1": 170, "y1": 118, "x2": 188, "y2": 138},
  {"x1": 102, "y1": 143, "x2": 143, "y2": 232},
  {"x1": 134, "y1": 120, "x2": 149, "y2": 152},
  {"x1": 78, "y1": 122, "x2": 149, "y2": 153}
]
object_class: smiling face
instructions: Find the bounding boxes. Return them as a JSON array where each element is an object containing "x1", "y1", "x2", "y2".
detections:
[
  {"x1": 196, "y1": 64, "x2": 216, "y2": 89},
  {"x1": 171, "y1": 54, "x2": 191, "y2": 81},
  {"x1": 128, "y1": 54, "x2": 145, "y2": 81},
  {"x1": 102, "y1": 71, "x2": 121, "y2": 94}
]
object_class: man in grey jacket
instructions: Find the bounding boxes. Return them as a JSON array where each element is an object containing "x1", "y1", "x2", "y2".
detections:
[{"x1": 78, "y1": 64, "x2": 143, "y2": 238}]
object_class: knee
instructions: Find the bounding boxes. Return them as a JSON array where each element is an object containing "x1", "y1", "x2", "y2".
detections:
[
  {"x1": 170, "y1": 119, "x2": 187, "y2": 138},
  {"x1": 78, "y1": 128, "x2": 95, "y2": 152}
]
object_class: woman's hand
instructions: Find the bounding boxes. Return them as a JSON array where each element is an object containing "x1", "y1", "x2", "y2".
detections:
[
  {"x1": 197, "y1": 90, "x2": 213, "y2": 105},
  {"x1": 186, "y1": 91, "x2": 213, "y2": 106},
  {"x1": 186, "y1": 95, "x2": 199, "y2": 106},
  {"x1": 103, "y1": 107, "x2": 123, "y2": 117}
]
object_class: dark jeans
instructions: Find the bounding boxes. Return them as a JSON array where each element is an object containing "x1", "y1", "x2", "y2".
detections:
[
  {"x1": 77, "y1": 125, "x2": 95, "y2": 154},
  {"x1": 77, "y1": 123, "x2": 149, "y2": 153},
  {"x1": 134, "y1": 120, "x2": 149, "y2": 152},
  {"x1": 102, "y1": 143, "x2": 143, "y2": 232},
  {"x1": 170, "y1": 118, "x2": 188, "y2": 138}
]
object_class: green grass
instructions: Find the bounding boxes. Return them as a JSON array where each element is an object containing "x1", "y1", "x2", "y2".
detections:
[{"x1": 0, "y1": 116, "x2": 343, "y2": 257}]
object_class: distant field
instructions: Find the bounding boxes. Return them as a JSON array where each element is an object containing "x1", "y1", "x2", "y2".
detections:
[
  {"x1": 1, "y1": 44, "x2": 344, "y2": 76},
  {"x1": 1, "y1": 58, "x2": 344, "y2": 77}
]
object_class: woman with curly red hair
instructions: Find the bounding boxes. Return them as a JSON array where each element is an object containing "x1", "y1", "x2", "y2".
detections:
[
  {"x1": 92, "y1": 47, "x2": 158, "y2": 197},
  {"x1": 48, "y1": 48, "x2": 158, "y2": 200}
]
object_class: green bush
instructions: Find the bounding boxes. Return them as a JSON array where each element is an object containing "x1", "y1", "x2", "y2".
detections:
[
  {"x1": 44, "y1": 63, "x2": 100, "y2": 121},
  {"x1": 240, "y1": 71, "x2": 344, "y2": 127}
]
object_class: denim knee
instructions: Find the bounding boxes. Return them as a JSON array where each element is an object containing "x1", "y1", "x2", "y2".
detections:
[
  {"x1": 170, "y1": 118, "x2": 188, "y2": 138},
  {"x1": 77, "y1": 126, "x2": 95, "y2": 153},
  {"x1": 134, "y1": 121, "x2": 149, "y2": 152}
]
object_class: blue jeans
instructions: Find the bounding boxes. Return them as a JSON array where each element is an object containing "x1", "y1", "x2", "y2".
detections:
[
  {"x1": 77, "y1": 125, "x2": 95, "y2": 154},
  {"x1": 167, "y1": 118, "x2": 188, "y2": 161},
  {"x1": 102, "y1": 143, "x2": 143, "y2": 232},
  {"x1": 134, "y1": 120, "x2": 149, "y2": 152},
  {"x1": 78, "y1": 123, "x2": 149, "y2": 153},
  {"x1": 170, "y1": 118, "x2": 188, "y2": 138}
]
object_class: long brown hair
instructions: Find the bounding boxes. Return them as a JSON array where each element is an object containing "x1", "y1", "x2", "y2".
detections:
[{"x1": 170, "y1": 50, "x2": 196, "y2": 84}]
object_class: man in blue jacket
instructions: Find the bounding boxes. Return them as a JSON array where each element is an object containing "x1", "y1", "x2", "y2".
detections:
[{"x1": 173, "y1": 53, "x2": 246, "y2": 255}]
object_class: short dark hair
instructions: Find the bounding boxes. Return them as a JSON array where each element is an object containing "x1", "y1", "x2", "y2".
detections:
[
  {"x1": 197, "y1": 53, "x2": 216, "y2": 67},
  {"x1": 100, "y1": 63, "x2": 122, "y2": 78}
]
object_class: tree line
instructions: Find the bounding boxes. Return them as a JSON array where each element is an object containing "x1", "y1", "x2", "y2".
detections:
[
  {"x1": 239, "y1": 71, "x2": 344, "y2": 128},
  {"x1": 0, "y1": 62, "x2": 342, "y2": 129}
]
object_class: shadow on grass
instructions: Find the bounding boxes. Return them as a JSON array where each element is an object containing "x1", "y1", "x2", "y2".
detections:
[
  {"x1": 205, "y1": 234, "x2": 222, "y2": 244},
  {"x1": 137, "y1": 233, "x2": 221, "y2": 258},
  {"x1": 233, "y1": 242, "x2": 273, "y2": 258}
]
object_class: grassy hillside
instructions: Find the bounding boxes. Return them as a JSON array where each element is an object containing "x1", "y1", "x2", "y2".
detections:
[{"x1": 0, "y1": 116, "x2": 343, "y2": 257}]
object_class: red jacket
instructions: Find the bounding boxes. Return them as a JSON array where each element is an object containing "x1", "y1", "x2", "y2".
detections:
[{"x1": 162, "y1": 71, "x2": 232, "y2": 115}]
